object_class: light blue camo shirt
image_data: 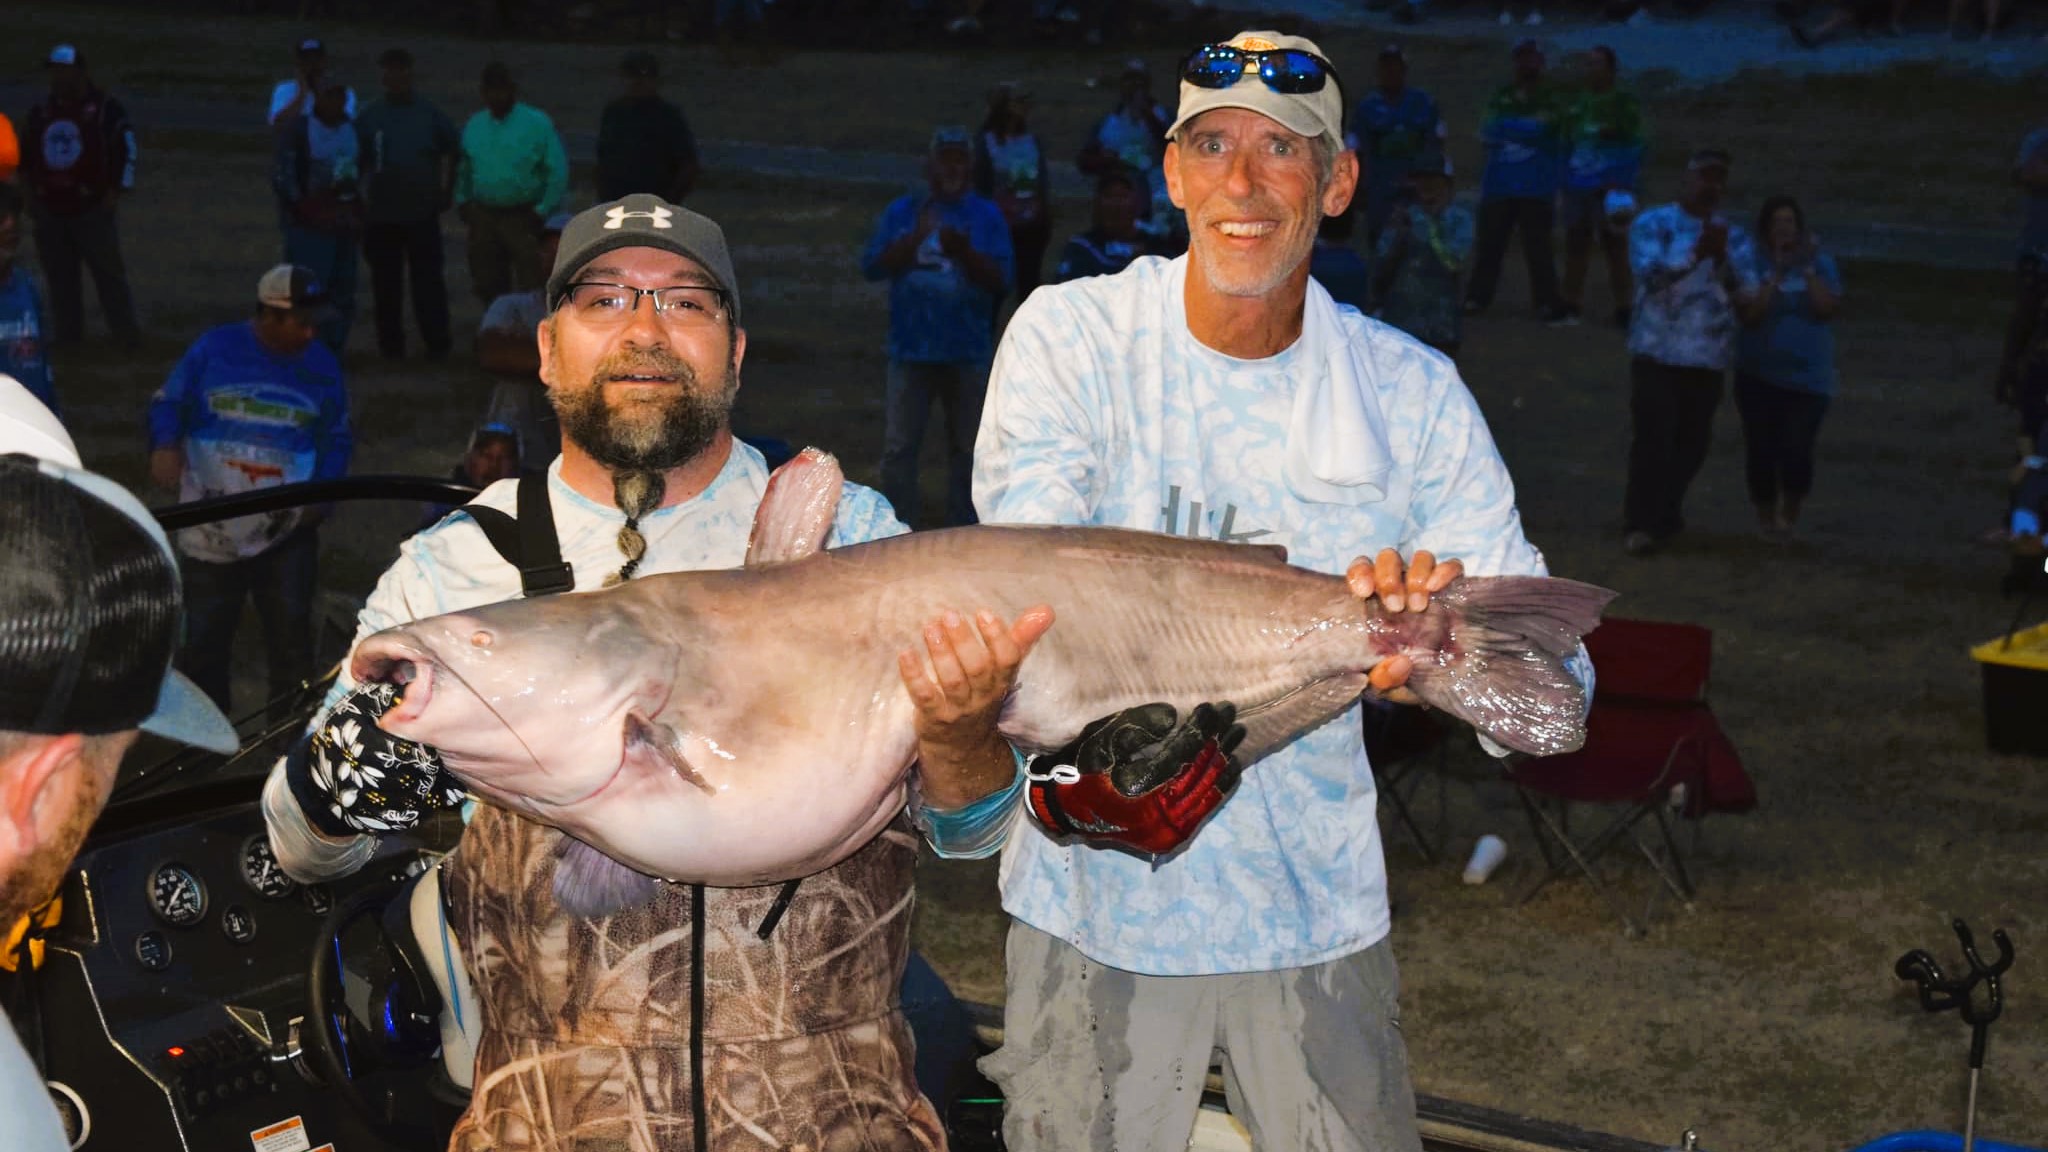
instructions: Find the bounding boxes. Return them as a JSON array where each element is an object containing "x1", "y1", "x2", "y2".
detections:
[
  {"x1": 1628, "y1": 202, "x2": 1761, "y2": 372},
  {"x1": 975, "y1": 254, "x2": 1562, "y2": 976}
]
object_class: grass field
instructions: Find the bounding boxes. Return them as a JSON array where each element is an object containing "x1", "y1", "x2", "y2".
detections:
[{"x1": 13, "y1": 4, "x2": 2048, "y2": 1149}]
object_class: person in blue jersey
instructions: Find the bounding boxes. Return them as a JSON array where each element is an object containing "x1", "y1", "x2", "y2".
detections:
[
  {"x1": 1052, "y1": 166, "x2": 1163, "y2": 283},
  {"x1": 1464, "y1": 38, "x2": 1570, "y2": 323},
  {"x1": 1734, "y1": 195, "x2": 1841, "y2": 538},
  {"x1": 146, "y1": 264, "x2": 353, "y2": 715},
  {"x1": 0, "y1": 185, "x2": 56, "y2": 416},
  {"x1": 975, "y1": 29, "x2": 1585, "y2": 1152},
  {"x1": 1351, "y1": 42, "x2": 1443, "y2": 245},
  {"x1": 859, "y1": 126, "x2": 1013, "y2": 527}
]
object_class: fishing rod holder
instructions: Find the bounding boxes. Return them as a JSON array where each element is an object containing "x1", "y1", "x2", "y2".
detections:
[{"x1": 1895, "y1": 918, "x2": 2013, "y2": 1071}]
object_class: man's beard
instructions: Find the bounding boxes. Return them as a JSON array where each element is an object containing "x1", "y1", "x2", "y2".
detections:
[
  {"x1": 1188, "y1": 202, "x2": 1318, "y2": 300},
  {"x1": 551, "y1": 342, "x2": 739, "y2": 474},
  {"x1": 0, "y1": 759, "x2": 109, "y2": 928}
]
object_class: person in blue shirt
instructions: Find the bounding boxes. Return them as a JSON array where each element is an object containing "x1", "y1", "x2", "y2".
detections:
[
  {"x1": 1310, "y1": 207, "x2": 1373, "y2": 311},
  {"x1": 1053, "y1": 166, "x2": 1163, "y2": 283},
  {"x1": 147, "y1": 264, "x2": 352, "y2": 715},
  {"x1": 1350, "y1": 43, "x2": 1443, "y2": 245},
  {"x1": 859, "y1": 126, "x2": 1013, "y2": 527},
  {"x1": 1734, "y1": 196, "x2": 1841, "y2": 538},
  {"x1": 1465, "y1": 39, "x2": 1570, "y2": 323},
  {"x1": 0, "y1": 184, "x2": 56, "y2": 415}
]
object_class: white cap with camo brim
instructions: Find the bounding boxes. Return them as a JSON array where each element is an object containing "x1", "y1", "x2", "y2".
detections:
[{"x1": 1165, "y1": 30, "x2": 1346, "y2": 146}]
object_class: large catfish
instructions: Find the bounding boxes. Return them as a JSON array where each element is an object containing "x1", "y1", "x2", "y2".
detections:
[{"x1": 352, "y1": 449, "x2": 1615, "y2": 913}]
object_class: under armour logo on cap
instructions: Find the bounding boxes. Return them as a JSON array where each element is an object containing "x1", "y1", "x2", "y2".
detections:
[{"x1": 603, "y1": 205, "x2": 674, "y2": 230}]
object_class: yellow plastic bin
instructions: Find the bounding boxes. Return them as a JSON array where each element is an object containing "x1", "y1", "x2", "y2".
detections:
[{"x1": 1971, "y1": 622, "x2": 2048, "y2": 755}]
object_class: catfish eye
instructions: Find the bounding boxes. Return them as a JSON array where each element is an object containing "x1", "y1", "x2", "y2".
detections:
[{"x1": 471, "y1": 630, "x2": 494, "y2": 648}]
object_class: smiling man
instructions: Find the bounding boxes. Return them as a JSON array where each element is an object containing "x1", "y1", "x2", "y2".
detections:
[
  {"x1": 260, "y1": 195, "x2": 1049, "y2": 1149},
  {"x1": 975, "y1": 30, "x2": 1581, "y2": 1151}
]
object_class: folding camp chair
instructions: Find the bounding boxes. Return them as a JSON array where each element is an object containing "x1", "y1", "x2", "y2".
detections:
[{"x1": 1506, "y1": 617, "x2": 1754, "y2": 937}]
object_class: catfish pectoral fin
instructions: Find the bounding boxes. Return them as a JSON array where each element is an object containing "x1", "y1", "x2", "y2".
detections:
[{"x1": 625, "y1": 713, "x2": 714, "y2": 793}]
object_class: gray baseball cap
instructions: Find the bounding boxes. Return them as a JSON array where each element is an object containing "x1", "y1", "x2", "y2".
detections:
[{"x1": 547, "y1": 194, "x2": 741, "y2": 323}]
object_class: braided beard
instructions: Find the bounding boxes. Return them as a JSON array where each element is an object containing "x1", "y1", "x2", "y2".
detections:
[{"x1": 549, "y1": 340, "x2": 739, "y2": 584}]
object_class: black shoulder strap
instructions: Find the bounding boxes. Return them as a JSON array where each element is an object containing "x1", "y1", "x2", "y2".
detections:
[{"x1": 464, "y1": 472, "x2": 575, "y2": 597}]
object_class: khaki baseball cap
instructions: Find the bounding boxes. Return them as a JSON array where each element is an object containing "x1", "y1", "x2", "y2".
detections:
[{"x1": 1166, "y1": 30, "x2": 1345, "y2": 146}]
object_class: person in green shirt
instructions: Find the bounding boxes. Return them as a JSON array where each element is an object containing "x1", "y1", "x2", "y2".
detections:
[
  {"x1": 1557, "y1": 46, "x2": 1644, "y2": 328},
  {"x1": 454, "y1": 61, "x2": 568, "y2": 305}
]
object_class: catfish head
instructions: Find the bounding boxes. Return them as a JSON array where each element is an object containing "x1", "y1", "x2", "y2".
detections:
[{"x1": 349, "y1": 590, "x2": 683, "y2": 817}]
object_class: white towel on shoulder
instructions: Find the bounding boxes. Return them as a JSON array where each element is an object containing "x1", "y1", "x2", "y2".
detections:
[{"x1": 1283, "y1": 280, "x2": 1394, "y2": 505}]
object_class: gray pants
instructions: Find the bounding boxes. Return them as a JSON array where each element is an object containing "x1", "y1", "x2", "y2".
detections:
[
  {"x1": 983, "y1": 920, "x2": 1423, "y2": 1152},
  {"x1": 33, "y1": 201, "x2": 139, "y2": 345}
]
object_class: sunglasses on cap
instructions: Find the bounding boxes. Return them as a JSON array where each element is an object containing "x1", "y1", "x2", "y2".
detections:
[{"x1": 1181, "y1": 43, "x2": 1340, "y2": 95}]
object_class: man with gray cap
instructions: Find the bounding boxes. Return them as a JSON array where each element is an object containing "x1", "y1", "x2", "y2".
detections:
[
  {"x1": 976, "y1": 30, "x2": 1585, "y2": 1150},
  {"x1": 259, "y1": 194, "x2": 1046, "y2": 1149},
  {"x1": 0, "y1": 374, "x2": 238, "y2": 1152}
]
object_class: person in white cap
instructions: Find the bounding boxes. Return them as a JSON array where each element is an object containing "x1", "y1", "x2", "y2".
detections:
[
  {"x1": 975, "y1": 30, "x2": 1587, "y2": 1150},
  {"x1": 0, "y1": 374, "x2": 238, "y2": 1152}
]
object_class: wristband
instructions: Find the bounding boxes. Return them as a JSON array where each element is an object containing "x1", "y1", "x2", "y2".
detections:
[{"x1": 915, "y1": 748, "x2": 1027, "y2": 861}]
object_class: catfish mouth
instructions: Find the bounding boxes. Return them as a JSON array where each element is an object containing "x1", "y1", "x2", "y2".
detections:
[{"x1": 349, "y1": 634, "x2": 436, "y2": 728}]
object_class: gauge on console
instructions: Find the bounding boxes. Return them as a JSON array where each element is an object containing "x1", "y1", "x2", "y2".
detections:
[
  {"x1": 238, "y1": 835, "x2": 297, "y2": 899},
  {"x1": 146, "y1": 864, "x2": 206, "y2": 927}
]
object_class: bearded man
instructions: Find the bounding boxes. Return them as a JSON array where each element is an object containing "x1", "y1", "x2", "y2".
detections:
[{"x1": 260, "y1": 196, "x2": 1035, "y2": 1149}]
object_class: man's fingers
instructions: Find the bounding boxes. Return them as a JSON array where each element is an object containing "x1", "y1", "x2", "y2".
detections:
[
  {"x1": 1374, "y1": 548, "x2": 1405, "y2": 612},
  {"x1": 1369, "y1": 653, "x2": 1414, "y2": 693},
  {"x1": 898, "y1": 648, "x2": 941, "y2": 707},
  {"x1": 922, "y1": 618, "x2": 970, "y2": 701},
  {"x1": 1009, "y1": 604, "x2": 1056, "y2": 653},
  {"x1": 1426, "y1": 557, "x2": 1463, "y2": 593},
  {"x1": 1405, "y1": 551, "x2": 1435, "y2": 612},
  {"x1": 943, "y1": 611, "x2": 993, "y2": 680},
  {"x1": 1346, "y1": 556, "x2": 1377, "y2": 600},
  {"x1": 975, "y1": 609, "x2": 1019, "y2": 670}
]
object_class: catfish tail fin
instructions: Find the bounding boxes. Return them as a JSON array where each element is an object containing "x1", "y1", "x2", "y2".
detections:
[{"x1": 1402, "y1": 576, "x2": 1617, "y2": 757}]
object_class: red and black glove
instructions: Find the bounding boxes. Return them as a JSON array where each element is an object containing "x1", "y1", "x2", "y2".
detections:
[{"x1": 1026, "y1": 702, "x2": 1247, "y2": 856}]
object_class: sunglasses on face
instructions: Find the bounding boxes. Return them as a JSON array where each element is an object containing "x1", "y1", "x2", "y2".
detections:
[{"x1": 1180, "y1": 44, "x2": 1340, "y2": 95}]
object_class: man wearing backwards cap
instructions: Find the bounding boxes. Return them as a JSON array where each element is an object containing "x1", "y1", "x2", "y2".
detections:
[
  {"x1": 0, "y1": 374, "x2": 238, "y2": 1152},
  {"x1": 976, "y1": 30, "x2": 1586, "y2": 1149},
  {"x1": 260, "y1": 193, "x2": 1152, "y2": 1148}
]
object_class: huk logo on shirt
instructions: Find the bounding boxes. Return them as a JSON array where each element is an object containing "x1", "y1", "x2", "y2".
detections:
[
  {"x1": 604, "y1": 205, "x2": 673, "y2": 230},
  {"x1": 1160, "y1": 485, "x2": 1272, "y2": 544}
]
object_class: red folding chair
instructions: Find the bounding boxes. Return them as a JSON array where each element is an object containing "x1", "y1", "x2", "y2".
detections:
[{"x1": 1507, "y1": 617, "x2": 1754, "y2": 937}]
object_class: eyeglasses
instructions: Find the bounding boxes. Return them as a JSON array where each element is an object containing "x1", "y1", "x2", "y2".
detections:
[
  {"x1": 559, "y1": 282, "x2": 728, "y2": 326},
  {"x1": 1180, "y1": 44, "x2": 1340, "y2": 96}
]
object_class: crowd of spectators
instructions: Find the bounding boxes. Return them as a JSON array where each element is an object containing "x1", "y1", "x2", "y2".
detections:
[{"x1": 58, "y1": 18, "x2": 2048, "y2": 701}]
